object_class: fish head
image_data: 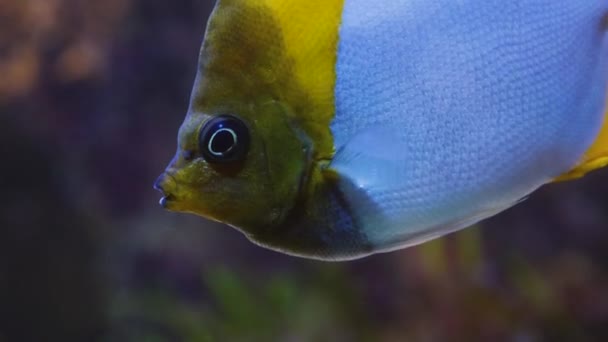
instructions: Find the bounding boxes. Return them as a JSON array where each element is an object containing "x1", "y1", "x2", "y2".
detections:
[
  {"x1": 155, "y1": 0, "x2": 342, "y2": 238},
  {"x1": 154, "y1": 97, "x2": 311, "y2": 231}
]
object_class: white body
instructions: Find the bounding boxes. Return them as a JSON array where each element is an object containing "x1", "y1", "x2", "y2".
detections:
[{"x1": 331, "y1": 0, "x2": 608, "y2": 250}]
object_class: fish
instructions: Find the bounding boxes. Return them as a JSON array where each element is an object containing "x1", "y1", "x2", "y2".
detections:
[{"x1": 154, "y1": 0, "x2": 608, "y2": 261}]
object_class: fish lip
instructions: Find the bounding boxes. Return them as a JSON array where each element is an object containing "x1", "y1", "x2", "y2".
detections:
[
  {"x1": 153, "y1": 177, "x2": 166, "y2": 193},
  {"x1": 159, "y1": 194, "x2": 175, "y2": 208},
  {"x1": 154, "y1": 172, "x2": 178, "y2": 208}
]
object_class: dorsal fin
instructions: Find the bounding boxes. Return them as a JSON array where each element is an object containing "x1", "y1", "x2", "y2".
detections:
[{"x1": 555, "y1": 105, "x2": 608, "y2": 181}]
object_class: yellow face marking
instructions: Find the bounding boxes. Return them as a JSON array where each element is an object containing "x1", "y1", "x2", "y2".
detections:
[{"x1": 261, "y1": 0, "x2": 346, "y2": 155}]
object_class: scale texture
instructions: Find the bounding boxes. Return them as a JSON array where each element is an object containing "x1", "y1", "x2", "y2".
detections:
[{"x1": 332, "y1": 0, "x2": 608, "y2": 249}]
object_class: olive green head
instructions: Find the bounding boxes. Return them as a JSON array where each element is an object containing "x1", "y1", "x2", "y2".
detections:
[
  {"x1": 154, "y1": 0, "x2": 341, "y2": 236},
  {"x1": 154, "y1": 102, "x2": 310, "y2": 230}
]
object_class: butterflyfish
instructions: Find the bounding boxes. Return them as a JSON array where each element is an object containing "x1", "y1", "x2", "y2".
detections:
[{"x1": 154, "y1": 0, "x2": 608, "y2": 260}]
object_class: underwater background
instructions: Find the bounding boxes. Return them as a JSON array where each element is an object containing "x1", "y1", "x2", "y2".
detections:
[{"x1": 2, "y1": 0, "x2": 608, "y2": 341}]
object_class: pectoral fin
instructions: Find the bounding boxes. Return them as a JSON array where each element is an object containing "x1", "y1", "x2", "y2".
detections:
[{"x1": 555, "y1": 106, "x2": 608, "y2": 181}]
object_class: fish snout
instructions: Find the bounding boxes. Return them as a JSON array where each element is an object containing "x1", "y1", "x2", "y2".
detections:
[{"x1": 153, "y1": 172, "x2": 178, "y2": 208}]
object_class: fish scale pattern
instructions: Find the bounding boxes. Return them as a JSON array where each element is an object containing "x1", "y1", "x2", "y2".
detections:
[{"x1": 332, "y1": 0, "x2": 608, "y2": 249}]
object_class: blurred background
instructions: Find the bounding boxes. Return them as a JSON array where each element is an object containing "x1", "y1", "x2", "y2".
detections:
[{"x1": 2, "y1": 0, "x2": 608, "y2": 341}]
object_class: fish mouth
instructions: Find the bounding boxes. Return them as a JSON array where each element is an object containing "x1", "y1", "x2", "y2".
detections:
[
  {"x1": 153, "y1": 172, "x2": 178, "y2": 209},
  {"x1": 158, "y1": 194, "x2": 175, "y2": 208}
]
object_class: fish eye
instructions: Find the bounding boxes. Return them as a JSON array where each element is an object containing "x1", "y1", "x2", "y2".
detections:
[{"x1": 199, "y1": 115, "x2": 250, "y2": 163}]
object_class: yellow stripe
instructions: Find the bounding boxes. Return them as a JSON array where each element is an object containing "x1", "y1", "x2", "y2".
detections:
[
  {"x1": 191, "y1": 0, "x2": 345, "y2": 158},
  {"x1": 264, "y1": 0, "x2": 344, "y2": 109}
]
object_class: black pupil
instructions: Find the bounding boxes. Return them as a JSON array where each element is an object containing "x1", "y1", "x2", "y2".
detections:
[
  {"x1": 210, "y1": 129, "x2": 235, "y2": 154},
  {"x1": 199, "y1": 115, "x2": 249, "y2": 163}
]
